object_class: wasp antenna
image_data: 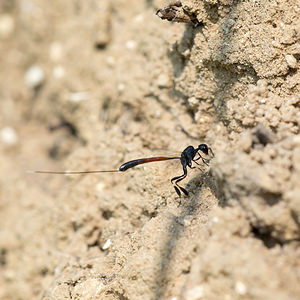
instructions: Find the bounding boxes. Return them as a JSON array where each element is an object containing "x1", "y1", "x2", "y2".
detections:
[{"x1": 208, "y1": 147, "x2": 215, "y2": 157}]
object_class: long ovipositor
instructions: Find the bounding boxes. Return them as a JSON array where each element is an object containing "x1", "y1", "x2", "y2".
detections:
[{"x1": 119, "y1": 156, "x2": 180, "y2": 171}]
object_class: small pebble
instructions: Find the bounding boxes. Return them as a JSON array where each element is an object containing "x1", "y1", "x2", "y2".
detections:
[
  {"x1": 183, "y1": 216, "x2": 193, "y2": 226},
  {"x1": 49, "y1": 42, "x2": 63, "y2": 61},
  {"x1": 182, "y1": 49, "x2": 190, "y2": 57},
  {"x1": 235, "y1": 281, "x2": 247, "y2": 295},
  {"x1": 214, "y1": 99, "x2": 219, "y2": 107},
  {"x1": 24, "y1": 65, "x2": 45, "y2": 88},
  {"x1": 157, "y1": 74, "x2": 170, "y2": 88},
  {"x1": 125, "y1": 40, "x2": 136, "y2": 50},
  {"x1": 134, "y1": 14, "x2": 144, "y2": 23},
  {"x1": 4, "y1": 270, "x2": 15, "y2": 281},
  {"x1": 117, "y1": 83, "x2": 125, "y2": 92},
  {"x1": 102, "y1": 239, "x2": 111, "y2": 250},
  {"x1": 0, "y1": 126, "x2": 18, "y2": 145},
  {"x1": 212, "y1": 217, "x2": 219, "y2": 223},
  {"x1": 286, "y1": 54, "x2": 297, "y2": 69},
  {"x1": 96, "y1": 182, "x2": 106, "y2": 193},
  {"x1": 188, "y1": 97, "x2": 198, "y2": 106},
  {"x1": 0, "y1": 14, "x2": 14, "y2": 38},
  {"x1": 293, "y1": 135, "x2": 300, "y2": 147},
  {"x1": 54, "y1": 267, "x2": 60, "y2": 275},
  {"x1": 186, "y1": 285, "x2": 204, "y2": 299},
  {"x1": 197, "y1": 115, "x2": 211, "y2": 124},
  {"x1": 106, "y1": 56, "x2": 115, "y2": 67},
  {"x1": 52, "y1": 65, "x2": 65, "y2": 79},
  {"x1": 68, "y1": 92, "x2": 90, "y2": 102}
]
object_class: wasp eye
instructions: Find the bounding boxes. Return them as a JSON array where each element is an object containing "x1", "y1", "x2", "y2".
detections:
[{"x1": 198, "y1": 144, "x2": 208, "y2": 155}]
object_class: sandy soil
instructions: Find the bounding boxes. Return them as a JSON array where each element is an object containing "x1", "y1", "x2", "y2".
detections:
[{"x1": 0, "y1": 0, "x2": 299, "y2": 299}]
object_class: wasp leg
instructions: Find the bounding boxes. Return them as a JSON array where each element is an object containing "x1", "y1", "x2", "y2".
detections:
[
  {"x1": 174, "y1": 185, "x2": 182, "y2": 197},
  {"x1": 195, "y1": 153, "x2": 210, "y2": 166},
  {"x1": 171, "y1": 166, "x2": 188, "y2": 196},
  {"x1": 192, "y1": 159, "x2": 205, "y2": 172}
]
